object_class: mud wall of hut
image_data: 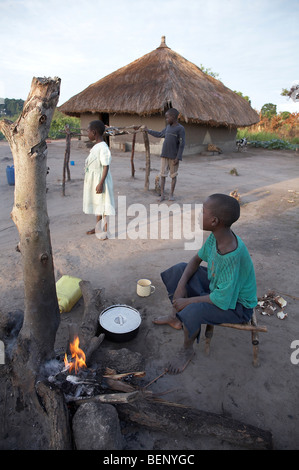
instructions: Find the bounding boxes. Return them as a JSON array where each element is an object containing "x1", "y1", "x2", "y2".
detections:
[{"x1": 80, "y1": 113, "x2": 237, "y2": 155}]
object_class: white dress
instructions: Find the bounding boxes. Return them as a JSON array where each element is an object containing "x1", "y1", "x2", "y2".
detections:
[{"x1": 83, "y1": 142, "x2": 115, "y2": 216}]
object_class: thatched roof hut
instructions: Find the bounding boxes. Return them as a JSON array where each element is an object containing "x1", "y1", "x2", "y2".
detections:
[{"x1": 59, "y1": 37, "x2": 259, "y2": 154}]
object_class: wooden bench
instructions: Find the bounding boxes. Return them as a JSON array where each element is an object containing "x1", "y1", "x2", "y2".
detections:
[{"x1": 204, "y1": 310, "x2": 267, "y2": 367}]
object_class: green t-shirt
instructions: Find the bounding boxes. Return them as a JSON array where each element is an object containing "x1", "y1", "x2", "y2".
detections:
[{"x1": 197, "y1": 233, "x2": 257, "y2": 310}]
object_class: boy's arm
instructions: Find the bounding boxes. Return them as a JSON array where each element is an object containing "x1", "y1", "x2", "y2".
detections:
[
  {"x1": 173, "y1": 293, "x2": 213, "y2": 312},
  {"x1": 173, "y1": 253, "x2": 213, "y2": 311},
  {"x1": 146, "y1": 127, "x2": 166, "y2": 138},
  {"x1": 176, "y1": 126, "x2": 185, "y2": 161},
  {"x1": 173, "y1": 254, "x2": 202, "y2": 299}
]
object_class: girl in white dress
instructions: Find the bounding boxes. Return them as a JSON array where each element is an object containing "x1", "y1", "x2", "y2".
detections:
[{"x1": 83, "y1": 120, "x2": 115, "y2": 238}]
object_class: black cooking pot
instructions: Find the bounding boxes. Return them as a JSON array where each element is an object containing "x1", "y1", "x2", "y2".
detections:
[{"x1": 99, "y1": 305, "x2": 142, "y2": 342}]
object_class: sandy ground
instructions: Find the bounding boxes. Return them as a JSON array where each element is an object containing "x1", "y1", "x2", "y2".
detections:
[{"x1": 0, "y1": 139, "x2": 298, "y2": 450}]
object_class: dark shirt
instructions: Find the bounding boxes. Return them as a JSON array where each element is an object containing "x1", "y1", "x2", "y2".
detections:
[{"x1": 147, "y1": 123, "x2": 185, "y2": 160}]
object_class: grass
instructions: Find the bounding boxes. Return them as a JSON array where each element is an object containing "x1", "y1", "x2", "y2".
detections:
[{"x1": 237, "y1": 129, "x2": 299, "y2": 151}]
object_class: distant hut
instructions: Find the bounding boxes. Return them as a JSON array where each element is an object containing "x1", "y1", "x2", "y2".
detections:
[{"x1": 59, "y1": 36, "x2": 259, "y2": 154}]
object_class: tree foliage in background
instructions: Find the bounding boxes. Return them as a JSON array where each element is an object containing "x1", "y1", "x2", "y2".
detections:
[
  {"x1": 48, "y1": 110, "x2": 80, "y2": 139},
  {"x1": 0, "y1": 98, "x2": 25, "y2": 116},
  {"x1": 261, "y1": 103, "x2": 277, "y2": 118},
  {"x1": 200, "y1": 64, "x2": 220, "y2": 79},
  {"x1": 233, "y1": 91, "x2": 251, "y2": 105},
  {"x1": 281, "y1": 83, "x2": 299, "y2": 101},
  {"x1": 237, "y1": 111, "x2": 299, "y2": 150}
]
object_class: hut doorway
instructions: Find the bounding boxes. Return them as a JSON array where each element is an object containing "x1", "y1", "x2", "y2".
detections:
[{"x1": 100, "y1": 112, "x2": 110, "y2": 146}]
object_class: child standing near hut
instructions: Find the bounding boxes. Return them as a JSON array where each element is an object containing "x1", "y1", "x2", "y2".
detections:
[
  {"x1": 154, "y1": 193, "x2": 257, "y2": 374},
  {"x1": 83, "y1": 120, "x2": 115, "y2": 239},
  {"x1": 144, "y1": 108, "x2": 185, "y2": 202}
]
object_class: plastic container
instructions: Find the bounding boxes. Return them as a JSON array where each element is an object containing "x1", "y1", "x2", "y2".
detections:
[
  {"x1": 70, "y1": 161, "x2": 75, "y2": 166},
  {"x1": 56, "y1": 275, "x2": 82, "y2": 313},
  {"x1": 6, "y1": 165, "x2": 15, "y2": 186}
]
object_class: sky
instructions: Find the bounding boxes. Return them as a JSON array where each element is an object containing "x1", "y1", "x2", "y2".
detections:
[{"x1": 0, "y1": 0, "x2": 298, "y2": 113}]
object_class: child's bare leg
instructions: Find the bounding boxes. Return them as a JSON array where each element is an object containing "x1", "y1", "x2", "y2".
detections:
[
  {"x1": 152, "y1": 305, "x2": 182, "y2": 330},
  {"x1": 101, "y1": 215, "x2": 108, "y2": 233},
  {"x1": 86, "y1": 215, "x2": 103, "y2": 235},
  {"x1": 158, "y1": 176, "x2": 166, "y2": 202},
  {"x1": 169, "y1": 176, "x2": 177, "y2": 200},
  {"x1": 165, "y1": 326, "x2": 198, "y2": 374}
]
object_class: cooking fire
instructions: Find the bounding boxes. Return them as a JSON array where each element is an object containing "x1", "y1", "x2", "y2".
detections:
[
  {"x1": 64, "y1": 336, "x2": 87, "y2": 374},
  {"x1": 46, "y1": 335, "x2": 148, "y2": 406}
]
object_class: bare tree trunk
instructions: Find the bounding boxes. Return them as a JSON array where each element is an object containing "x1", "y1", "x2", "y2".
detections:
[{"x1": 0, "y1": 77, "x2": 61, "y2": 392}]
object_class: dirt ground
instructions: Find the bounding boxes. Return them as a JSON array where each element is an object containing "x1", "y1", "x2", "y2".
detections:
[{"x1": 0, "y1": 139, "x2": 298, "y2": 450}]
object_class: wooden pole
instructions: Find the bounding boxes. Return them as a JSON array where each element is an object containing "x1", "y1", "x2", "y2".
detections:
[
  {"x1": 131, "y1": 133, "x2": 136, "y2": 178},
  {"x1": 143, "y1": 130, "x2": 150, "y2": 190},
  {"x1": 62, "y1": 124, "x2": 71, "y2": 196},
  {"x1": 218, "y1": 323, "x2": 267, "y2": 332}
]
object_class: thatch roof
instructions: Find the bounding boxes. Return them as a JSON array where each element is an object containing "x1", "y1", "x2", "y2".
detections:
[{"x1": 59, "y1": 37, "x2": 259, "y2": 128}]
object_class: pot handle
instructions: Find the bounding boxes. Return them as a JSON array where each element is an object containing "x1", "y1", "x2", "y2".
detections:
[
  {"x1": 150, "y1": 285, "x2": 155, "y2": 294},
  {"x1": 115, "y1": 314, "x2": 125, "y2": 325}
]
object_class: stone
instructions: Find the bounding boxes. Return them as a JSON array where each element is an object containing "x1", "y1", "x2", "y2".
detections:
[{"x1": 72, "y1": 402, "x2": 124, "y2": 450}]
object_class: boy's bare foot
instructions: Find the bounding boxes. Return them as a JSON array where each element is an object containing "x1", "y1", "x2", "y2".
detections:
[
  {"x1": 165, "y1": 348, "x2": 195, "y2": 374},
  {"x1": 158, "y1": 194, "x2": 165, "y2": 203},
  {"x1": 86, "y1": 228, "x2": 95, "y2": 235},
  {"x1": 168, "y1": 195, "x2": 175, "y2": 201},
  {"x1": 152, "y1": 315, "x2": 182, "y2": 330}
]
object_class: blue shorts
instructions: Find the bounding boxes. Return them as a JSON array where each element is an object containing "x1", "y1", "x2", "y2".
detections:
[{"x1": 161, "y1": 263, "x2": 253, "y2": 342}]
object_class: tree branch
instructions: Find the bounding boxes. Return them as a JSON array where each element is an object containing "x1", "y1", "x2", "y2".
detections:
[{"x1": 0, "y1": 119, "x2": 13, "y2": 143}]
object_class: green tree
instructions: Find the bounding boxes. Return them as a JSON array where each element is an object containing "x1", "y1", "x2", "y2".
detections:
[
  {"x1": 4, "y1": 98, "x2": 25, "y2": 116},
  {"x1": 281, "y1": 88, "x2": 290, "y2": 97},
  {"x1": 281, "y1": 83, "x2": 299, "y2": 100},
  {"x1": 280, "y1": 111, "x2": 291, "y2": 120},
  {"x1": 49, "y1": 110, "x2": 80, "y2": 139},
  {"x1": 200, "y1": 64, "x2": 220, "y2": 79},
  {"x1": 233, "y1": 91, "x2": 251, "y2": 105},
  {"x1": 261, "y1": 103, "x2": 277, "y2": 118}
]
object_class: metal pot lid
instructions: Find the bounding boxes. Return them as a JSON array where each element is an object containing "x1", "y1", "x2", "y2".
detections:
[{"x1": 99, "y1": 305, "x2": 141, "y2": 334}]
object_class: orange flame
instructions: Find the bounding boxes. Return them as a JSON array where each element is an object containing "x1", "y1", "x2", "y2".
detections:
[{"x1": 64, "y1": 336, "x2": 86, "y2": 374}]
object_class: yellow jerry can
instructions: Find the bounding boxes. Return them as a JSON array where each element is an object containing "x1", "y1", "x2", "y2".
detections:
[{"x1": 56, "y1": 275, "x2": 82, "y2": 313}]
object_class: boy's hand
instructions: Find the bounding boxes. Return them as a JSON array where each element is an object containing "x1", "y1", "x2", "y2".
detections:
[
  {"x1": 172, "y1": 297, "x2": 191, "y2": 312},
  {"x1": 174, "y1": 284, "x2": 187, "y2": 300}
]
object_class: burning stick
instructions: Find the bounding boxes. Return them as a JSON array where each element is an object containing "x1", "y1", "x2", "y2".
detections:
[
  {"x1": 105, "y1": 378, "x2": 136, "y2": 393},
  {"x1": 85, "y1": 333, "x2": 105, "y2": 366}
]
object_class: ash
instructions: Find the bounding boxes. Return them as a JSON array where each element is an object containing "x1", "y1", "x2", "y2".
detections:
[{"x1": 42, "y1": 358, "x2": 104, "y2": 403}]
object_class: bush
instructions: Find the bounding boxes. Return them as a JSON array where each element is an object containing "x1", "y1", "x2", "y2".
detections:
[
  {"x1": 49, "y1": 110, "x2": 81, "y2": 139},
  {"x1": 237, "y1": 112, "x2": 299, "y2": 150}
]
